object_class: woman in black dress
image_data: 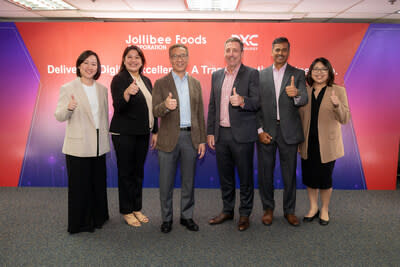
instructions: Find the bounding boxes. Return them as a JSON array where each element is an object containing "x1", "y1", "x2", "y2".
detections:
[
  {"x1": 110, "y1": 46, "x2": 158, "y2": 227},
  {"x1": 299, "y1": 58, "x2": 350, "y2": 225}
]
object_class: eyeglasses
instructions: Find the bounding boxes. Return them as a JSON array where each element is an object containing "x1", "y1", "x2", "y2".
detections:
[
  {"x1": 312, "y1": 68, "x2": 328, "y2": 73},
  {"x1": 170, "y1": 54, "x2": 188, "y2": 60}
]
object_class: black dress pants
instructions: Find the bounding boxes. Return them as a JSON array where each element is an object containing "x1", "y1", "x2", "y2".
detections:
[
  {"x1": 215, "y1": 127, "x2": 254, "y2": 217},
  {"x1": 112, "y1": 134, "x2": 149, "y2": 214},
  {"x1": 66, "y1": 154, "x2": 109, "y2": 234}
]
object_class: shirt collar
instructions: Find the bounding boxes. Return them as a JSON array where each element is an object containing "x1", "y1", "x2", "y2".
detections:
[
  {"x1": 172, "y1": 71, "x2": 188, "y2": 81},
  {"x1": 225, "y1": 64, "x2": 241, "y2": 75},
  {"x1": 273, "y1": 62, "x2": 288, "y2": 72}
]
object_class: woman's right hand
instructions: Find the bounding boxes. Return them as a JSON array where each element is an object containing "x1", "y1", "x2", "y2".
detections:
[
  {"x1": 67, "y1": 95, "x2": 77, "y2": 111},
  {"x1": 124, "y1": 79, "x2": 139, "y2": 102}
]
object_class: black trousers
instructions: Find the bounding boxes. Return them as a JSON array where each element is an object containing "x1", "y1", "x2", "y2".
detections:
[
  {"x1": 66, "y1": 154, "x2": 109, "y2": 234},
  {"x1": 215, "y1": 127, "x2": 254, "y2": 217},
  {"x1": 112, "y1": 134, "x2": 149, "y2": 214}
]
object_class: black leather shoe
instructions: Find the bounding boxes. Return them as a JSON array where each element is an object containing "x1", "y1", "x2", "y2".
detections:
[
  {"x1": 161, "y1": 221, "x2": 172, "y2": 233},
  {"x1": 319, "y1": 218, "x2": 329, "y2": 226},
  {"x1": 180, "y1": 218, "x2": 199, "y2": 231},
  {"x1": 303, "y1": 210, "x2": 320, "y2": 222}
]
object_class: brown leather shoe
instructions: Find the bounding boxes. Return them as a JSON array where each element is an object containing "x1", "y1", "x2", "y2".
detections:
[
  {"x1": 284, "y1": 214, "x2": 300, "y2": 226},
  {"x1": 262, "y1": 209, "x2": 273, "y2": 225},
  {"x1": 238, "y1": 216, "x2": 249, "y2": 231},
  {"x1": 208, "y1": 213, "x2": 234, "y2": 225}
]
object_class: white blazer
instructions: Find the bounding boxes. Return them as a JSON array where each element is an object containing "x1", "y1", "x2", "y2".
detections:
[{"x1": 55, "y1": 78, "x2": 110, "y2": 157}]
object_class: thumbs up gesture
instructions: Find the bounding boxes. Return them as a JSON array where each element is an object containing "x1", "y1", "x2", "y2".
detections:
[
  {"x1": 285, "y1": 76, "x2": 298, "y2": 97},
  {"x1": 126, "y1": 79, "x2": 139, "y2": 96},
  {"x1": 165, "y1": 92, "x2": 177, "y2": 110},
  {"x1": 68, "y1": 94, "x2": 77, "y2": 111},
  {"x1": 229, "y1": 87, "x2": 244, "y2": 107},
  {"x1": 330, "y1": 90, "x2": 339, "y2": 107}
]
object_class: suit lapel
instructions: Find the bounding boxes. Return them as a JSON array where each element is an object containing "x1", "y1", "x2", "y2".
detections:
[
  {"x1": 280, "y1": 64, "x2": 292, "y2": 96},
  {"x1": 232, "y1": 64, "x2": 244, "y2": 94},
  {"x1": 321, "y1": 85, "x2": 332, "y2": 109},
  {"x1": 215, "y1": 69, "x2": 225, "y2": 107},
  {"x1": 167, "y1": 72, "x2": 179, "y2": 106},
  {"x1": 264, "y1": 67, "x2": 277, "y2": 107},
  {"x1": 74, "y1": 78, "x2": 96, "y2": 127}
]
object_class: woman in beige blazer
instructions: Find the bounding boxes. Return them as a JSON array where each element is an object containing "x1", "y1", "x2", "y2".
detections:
[
  {"x1": 55, "y1": 50, "x2": 110, "y2": 234},
  {"x1": 299, "y1": 57, "x2": 350, "y2": 226}
]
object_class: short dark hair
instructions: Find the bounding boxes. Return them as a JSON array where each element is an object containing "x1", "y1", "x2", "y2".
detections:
[
  {"x1": 272, "y1": 37, "x2": 290, "y2": 50},
  {"x1": 225, "y1": 37, "x2": 243, "y2": 52},
  {"x1": 169, "y1": 44, "x2": 189, "y2": 57},
  {"x1": 76, "y1": 50, "x2": 101, "y2": 80},
  {"x1": 119, "y1": 45, "x2": 146, "y2": 74},
  {"x1": 306, "y1": 57, "x2": 335, "y2": 87}
]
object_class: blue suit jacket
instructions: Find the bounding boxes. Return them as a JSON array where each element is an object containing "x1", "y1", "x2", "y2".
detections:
[{"x1": 207, "y1": 64, "x2": 260, "y2": 143}]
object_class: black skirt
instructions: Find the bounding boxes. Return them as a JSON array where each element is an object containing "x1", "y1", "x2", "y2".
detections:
[{"x1": 301, "y1": 134, "x2": 335, "y2": 189}]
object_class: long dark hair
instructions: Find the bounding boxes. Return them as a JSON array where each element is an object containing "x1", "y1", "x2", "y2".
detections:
[{"x1": 119, "y1": 45, "x2": 146, "y2": 75}]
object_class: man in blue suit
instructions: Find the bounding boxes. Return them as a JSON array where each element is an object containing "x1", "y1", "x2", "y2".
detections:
[
  {"x1": 257, "y1": 37, "x2": 308, "y2": 226},
  {"x1": 207, "y1": 37, "x2": 259, "y2": 231}
]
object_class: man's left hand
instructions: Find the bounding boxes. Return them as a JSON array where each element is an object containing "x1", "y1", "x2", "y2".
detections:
[
  {"x1": 285, "y1": 76, "x2": 298, "y2": 98},
  {"x1": 230, "y1": 87, "x2": 244, "y2": 106}
]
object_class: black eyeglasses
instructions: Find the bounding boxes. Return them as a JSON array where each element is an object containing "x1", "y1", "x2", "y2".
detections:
[
  {"x1": 312, "y1": 68, "x2": 328, "y2": 73},
  {"x1": 170, "y1": 54, "x2": 188, "y2": 60}
]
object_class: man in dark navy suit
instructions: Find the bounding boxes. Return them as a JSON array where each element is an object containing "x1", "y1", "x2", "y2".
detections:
[{"x1": 207, "y1": 37, "x2": 259, "y2": 231}]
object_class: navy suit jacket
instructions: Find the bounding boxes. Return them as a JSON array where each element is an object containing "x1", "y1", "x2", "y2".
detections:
[{"x1": 207, "y1": 64, "x2": 259, "y2": 143}]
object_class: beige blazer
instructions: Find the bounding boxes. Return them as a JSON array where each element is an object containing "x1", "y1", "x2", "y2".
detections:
[
  {"x1": 153, "y1": 72, "x2": 206, "y2": 152},
  {"x1": 299, "y1": 84, "x2": 350, "y2": 163},
  {"x1": 55, "y1": 78, "x2": 110, "y2": 157}
]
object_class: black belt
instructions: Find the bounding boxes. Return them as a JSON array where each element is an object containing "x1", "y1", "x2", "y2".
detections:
[
  {"x1": 180, "y1": 127, "x2": 191, "y2": 131},
  {"x1": 276, "y1": 120, "x2": 280, "y2": 125}
]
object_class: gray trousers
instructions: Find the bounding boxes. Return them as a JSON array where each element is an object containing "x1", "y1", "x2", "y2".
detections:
[
  {"x1": 257, "y1": 124, "x2": 298, "y2": 215},
  {"x1": 158, "y1": 131, "x2": 197, "y2": 222}
]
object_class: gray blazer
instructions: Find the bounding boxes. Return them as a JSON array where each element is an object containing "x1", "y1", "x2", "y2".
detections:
[
  {"x1": 55, "y1": 78, "x2": 110, "y2": 157},
  {"x1": 152, "y1": 72, "x2": 206, "y2": 152},
  {"x1": 257, "y1": 64, "x2": 308, "y2": 144},
  {"x1": 207, "y1": 64, "x2": 260, "y2": 143}
]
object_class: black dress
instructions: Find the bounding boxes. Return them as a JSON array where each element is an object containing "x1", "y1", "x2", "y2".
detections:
[{"x1": 301, "y1": 86, "x2": 335, "y2": 189}]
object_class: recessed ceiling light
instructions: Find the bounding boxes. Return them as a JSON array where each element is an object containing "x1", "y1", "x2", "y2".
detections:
[
  {"x1": 396, "y1": 10, "x2": 400, "y2": 14},
  {"x1": 7, "y1": 0, "x2": 76, "y2": 10},
  {"x1": 186, "y1": 0, "x2": 239, "y2": 11}
]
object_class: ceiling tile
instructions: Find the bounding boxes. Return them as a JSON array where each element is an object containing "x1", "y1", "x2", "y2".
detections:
[
  {"x1": 33, "y1": 10, "x2": 84, "y2": 17},
  {"x1": 239, "y1": 0, "x2": 297, "y2": 12},
  {"x1": 0, "y1": 11, "x2": 42, "y2": 17},
  {"x1": 0, "y1": 0, "x2": 26, "y2": 11},
  {"x1": 336, "y1": 12, "x2": 388, "y2": 19},
  {"x1": 293, "y1": 0, "x2": 360, "y2": 12},
  {"x1": 346, "y1": 0, "x2": 400, "y2": 13},
  {"x1": 125, "y1": 0, "x2": 186, "y2": 11},
  {"x1": 66, "y1": 0, "x2": 132, "y2": 11}
]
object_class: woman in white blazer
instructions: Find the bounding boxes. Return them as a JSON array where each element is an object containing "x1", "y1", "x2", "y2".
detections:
[
  {"x1": 55, "y1": 50, "x2": 110, "y2": 234},
  {"x1": 299, "y1": 57, "x2": 350, "y2": 226}
]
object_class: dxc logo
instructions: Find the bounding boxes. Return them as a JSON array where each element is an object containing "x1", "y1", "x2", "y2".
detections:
[{"x1": 232, "y1": 34, "x2": 259, "y2": 47}]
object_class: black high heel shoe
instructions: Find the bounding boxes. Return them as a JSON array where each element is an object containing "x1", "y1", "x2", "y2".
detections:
[
  {"x1": 319, "y1": 216, "x2": 329, "y2": 226},
  {"x1": 303, "y1": 210, "x2": 320, "y2": 222}
]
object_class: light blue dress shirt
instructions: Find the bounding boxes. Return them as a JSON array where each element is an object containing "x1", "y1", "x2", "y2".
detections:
[{"x1": 172, "y1": 71, "x2": 191, "y2": 127}]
